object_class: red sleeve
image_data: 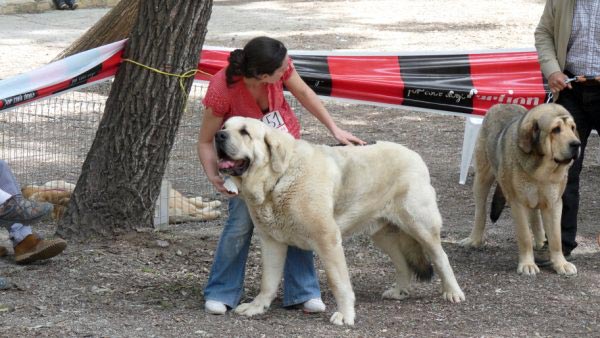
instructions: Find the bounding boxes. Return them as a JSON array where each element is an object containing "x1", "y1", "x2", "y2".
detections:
[
  {"x1": 282, "y1": 57, "x2": 295, "y2": 82},
  {"x1": 202, "y1": 71, "x2": 230, "y2": 117}
]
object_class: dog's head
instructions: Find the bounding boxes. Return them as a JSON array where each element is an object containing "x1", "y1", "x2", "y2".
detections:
[
  {"x1": 215, "y1": 117, "x2": 293, "y2": 203},
  {"x1": 518, "y1": 103, "x2": 580, "y2": 164},
  {"x1": 215, "y1": 116, "x2": 292, "y2": 176}
]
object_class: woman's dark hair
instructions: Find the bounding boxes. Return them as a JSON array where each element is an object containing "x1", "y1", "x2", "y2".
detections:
[{"x1": 225, "y1": 36, "x2": 288, "y2": 86}]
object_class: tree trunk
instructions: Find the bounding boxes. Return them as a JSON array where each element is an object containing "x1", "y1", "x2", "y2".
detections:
[
  {"x1": 57, "y1": 0, "x2": 213, "y2": 239},
  {"x1": 53, "y1": 0, "x2": 140, "y2": 61}
]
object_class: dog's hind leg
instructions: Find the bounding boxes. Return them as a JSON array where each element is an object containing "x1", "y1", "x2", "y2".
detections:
[
  {"x1": 420, "y1": 237, "x2": 465, "y2": 303},
  {"x1": 411, "y1": 232, "x2": 465, "y2": 303},
  {"x1": 396, "y1": 186, "x2": 465, "y2": 303},
  {"x1": 313, "y1": 227, "x2": 355, "y2": 326},
  {"x1": 235, "y1": 235, "x2": 287, "y2": 317},
  {"x1": 371, "y1": 224, "x2": 417, "y2": 300},
  {"x1": 459, "y1": 157, "x2": 495, "y2": 248}
]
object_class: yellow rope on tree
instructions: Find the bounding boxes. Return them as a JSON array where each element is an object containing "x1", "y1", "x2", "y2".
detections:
[{"x1": 122, "y1": 58, "x2": 213, "y2": 112}]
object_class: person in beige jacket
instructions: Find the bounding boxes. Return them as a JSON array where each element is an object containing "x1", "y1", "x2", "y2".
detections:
[{"x1": 534, "y1": 0, "x2": 600, "y2": 264}]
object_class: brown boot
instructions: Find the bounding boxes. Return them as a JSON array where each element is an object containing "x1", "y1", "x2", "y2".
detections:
[
  {"x1": 0, "y1": 246, "x2": 7, "y2": 257},
  {"x1": 14, "y1": 234, "x2": 67, "y2": 264}
]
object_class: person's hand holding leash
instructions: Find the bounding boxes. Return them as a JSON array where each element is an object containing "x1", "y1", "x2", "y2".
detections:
[{"x1": 547, "y1": 71, "x2": 572, "y2": 94}]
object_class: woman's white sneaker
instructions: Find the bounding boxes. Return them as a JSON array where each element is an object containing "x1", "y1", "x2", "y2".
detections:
[
  {"x1": 205, "y1": 300, "x2": 227, "y2": 315},
  {"x1": 302, "y1": 298, "x2": 326, "y2": 313}
]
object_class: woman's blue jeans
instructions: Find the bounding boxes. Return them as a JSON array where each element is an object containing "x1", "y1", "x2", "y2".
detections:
[{"x1": 203, "y1": 197, "x2": 321, "y2": 308}]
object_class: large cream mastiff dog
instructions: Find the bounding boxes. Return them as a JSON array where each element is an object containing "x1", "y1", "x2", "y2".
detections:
[
  {"x1": 215, "y1": 116, "x2": 465, "y2": 325},
  {"x1": 460, "y1": 103, "x2": 580, "y2": 276}
]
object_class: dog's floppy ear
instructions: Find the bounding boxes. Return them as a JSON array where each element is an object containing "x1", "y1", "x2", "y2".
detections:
[
  {"x1": 241, "y1": 127, "x2": 291, "y2": 205},
  {"x1": 518, "y1": 118, "x2": 540, "y2": 154},
  {"x1": 264, "y1": 129, "x2": 290, "y2": 174}
]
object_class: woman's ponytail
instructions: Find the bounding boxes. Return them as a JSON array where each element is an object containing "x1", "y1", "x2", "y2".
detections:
[{"x1": 226, "y1": 49, "x2": 245, "y2": 86}]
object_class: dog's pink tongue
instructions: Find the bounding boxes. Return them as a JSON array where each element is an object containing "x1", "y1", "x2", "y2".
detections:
[{"x1": 218, "y1": 160, "x2": 236, "y2": 169}]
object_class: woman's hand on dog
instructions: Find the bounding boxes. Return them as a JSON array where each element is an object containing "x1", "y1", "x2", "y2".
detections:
[
  {"x1": 331, "y1": 126, "x2": 366, "y2": 146},
  {"x1": 209, "y1": 175, "x2": 238, "y2": 197}
]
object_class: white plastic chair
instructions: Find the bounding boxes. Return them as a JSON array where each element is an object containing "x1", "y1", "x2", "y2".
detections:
[{"x1": 459, "y1": 116, "x2": 483, "y2": 185}]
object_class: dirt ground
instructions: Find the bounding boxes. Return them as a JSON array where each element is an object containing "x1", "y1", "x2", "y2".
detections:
[{"x1": 2, "y1": 0, "x2": 600, "y2": 337}]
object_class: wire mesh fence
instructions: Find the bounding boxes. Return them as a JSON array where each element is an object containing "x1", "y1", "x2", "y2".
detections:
[{"x1": 0, "y1": 79, "x2": 326, "y2": 226}]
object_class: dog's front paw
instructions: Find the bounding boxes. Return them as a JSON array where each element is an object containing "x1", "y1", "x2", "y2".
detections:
[
  {"x1": 330, "y1": 311, "x2": 354, "y2": 326},
  {"x1": 382, "y1": 287, "x2": 410, "y2": 300},
  {"x1": 458, "y1": 236, "x2": 484, "y2": 248},
  {"x1": 553, "y1": 261, "x2": 577, "y2": 276},
  {"x1": 517, "y1": 262, "x2": 540, "y2": 276},
  {"x1": 442, "y1": 288, "x2": 465, "y2": 303},
  {"x1": 234, "y1": 301, "x2": 269, "y2": 317}
]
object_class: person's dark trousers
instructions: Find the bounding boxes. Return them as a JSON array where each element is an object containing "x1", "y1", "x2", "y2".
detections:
[
  {"x1": 64, "y1": 0, "x2": 78, "y2": 8},
  {"x1": 556, "y1": 79, "x2": 600, "y2": 255},
  {"x1": 53, "y1": 0, "x2": 68, "y2": 9}
]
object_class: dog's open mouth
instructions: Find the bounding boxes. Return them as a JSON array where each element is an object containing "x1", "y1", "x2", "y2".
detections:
[
  {"x1": 218, "y1": 156, "x2": 250, "y2": 176},
  {"x1": 215, "y1": 140, "x2": 250, "y2": 176}
]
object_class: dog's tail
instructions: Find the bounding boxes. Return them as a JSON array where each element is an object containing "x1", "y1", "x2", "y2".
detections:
[
  {"x1": 398, "y1": 234, "x2": 434, "y2": 282},
  {"x1": 490, "y1": 183, "x2": 506, "y2": 223}
]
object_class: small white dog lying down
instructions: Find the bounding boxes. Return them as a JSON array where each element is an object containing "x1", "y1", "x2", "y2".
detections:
[{"x1": 215, "y1": 116, "x2": 465, "y2": 325}]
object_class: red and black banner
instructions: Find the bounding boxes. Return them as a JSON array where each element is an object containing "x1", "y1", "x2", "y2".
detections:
[
  {"x1": 1, "y1": 41, "x2": 548, "y2": 117},
  {"x1": 197, "y1": 49, "x2": 548, "y2": 116}
]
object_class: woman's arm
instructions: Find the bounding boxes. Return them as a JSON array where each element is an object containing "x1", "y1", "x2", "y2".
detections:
[
  {"x1": 197, "y1": 108, "x2": 237, "y2": 196},
  {"x1": 284, "y1": 68, "x2": 366, "y2": 145}
]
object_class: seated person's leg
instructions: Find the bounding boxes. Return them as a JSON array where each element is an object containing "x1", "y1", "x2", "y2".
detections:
[{"x1": 0, "y1": 160, "x2": 53, "y2": 226}]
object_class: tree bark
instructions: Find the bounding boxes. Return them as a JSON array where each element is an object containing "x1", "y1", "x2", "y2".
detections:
[
  {"x1": 57, "y1": 0, "x2": 213, "y2": 239},
  {"x1": 53, "y1": 0, "x2": 140, "y2": 61}
]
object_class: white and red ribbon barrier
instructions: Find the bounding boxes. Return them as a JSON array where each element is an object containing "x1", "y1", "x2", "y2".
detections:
[{"x1": 0, "y1": 40, "x2": 549, "y2": 117}]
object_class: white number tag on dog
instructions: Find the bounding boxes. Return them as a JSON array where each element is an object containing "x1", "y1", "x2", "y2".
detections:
[{"x1": 261, "y1": 110, "x2": 289, "y2": 133}]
